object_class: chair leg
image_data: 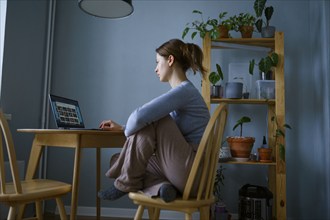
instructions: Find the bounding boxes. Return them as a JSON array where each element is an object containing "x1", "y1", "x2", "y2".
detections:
[
  {"x1": 147, "y1": 207, "x2": 154, "y2": 219},
  {"x1": 56, "y1": 197, "x2": 68, "y2": 220},
  {"x1": 185, "y1": 213, "x2": 192, "y2": 220},
  {"x1": 134, "y1": 205, "x2": 144, "y2": 220},
  {"x1": 35, "y1": 201, "x2": 43, "y2": 220},
  {"x1": 200, "y1": 206, "x2": 210, "y2": 220},
  {"x1": 8, "y1": 206, "x2": 16, "y2": 220},
  {"x1": 17, "y1": 204, "x2": 25, "y2": 219},
  {"x1": 152, "y1": 208, "x2": 160, "y2": 220}
]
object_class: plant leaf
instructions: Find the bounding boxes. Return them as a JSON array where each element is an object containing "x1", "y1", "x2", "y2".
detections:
[
  {"x1": 191, "y1": 32, "x2": 197, "y2": 39},
  {"x1": 216, "y1": 64, "x2": 224, "y2": 80},
  {"x1": 270, "y1": 53, "x2": 279, "y2": 66},
  {"x1": 192, "y1": 10, "x2": 202, "y2": 15},
  {"x1": 259, "y1": 57, "x2": 272, "y2": 73},
  {"x1": 255, "y1": 19, "x2": 263, "y2": 33},
  {"x1": 249, "y1": 59, "x2": 255, "y2": 75},
  {"x1": 284, "y1": 124, "x2": 292, "y2": 129},
  {"x1": 209, "y1": 72, "x2": 221, "y2": 85},
  {"x1": 233, "y1": 116, "x2": 251, "y2": 131},
  {"x1": 254, "y1": 0, "x2": 266, "y2": 17},
  {"x1": 182, "y1": 27, "x2": 189, "y2": 39},
  {"x1": 265, "y1": 6, "x2": 274, "y2": 21}
]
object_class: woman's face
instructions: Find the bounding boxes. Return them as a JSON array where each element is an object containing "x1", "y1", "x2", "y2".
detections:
[{"x1": 155, "y1": 53, "x2": 171, "y2": 82}]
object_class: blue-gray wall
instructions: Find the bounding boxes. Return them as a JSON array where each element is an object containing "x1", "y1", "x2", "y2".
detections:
[{"x1": 1, "y1": 0, "x2": 329, "y2": 219}]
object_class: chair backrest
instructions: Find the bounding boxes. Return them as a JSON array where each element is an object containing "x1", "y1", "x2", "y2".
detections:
[
  {"x1": 0, "y1": 109, "x2": 23, "y2": 196},
  {"x1": 182, "y1": 103, "x2": 227, "y2": 200}
]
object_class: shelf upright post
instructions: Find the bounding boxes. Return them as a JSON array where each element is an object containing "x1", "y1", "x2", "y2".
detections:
[
  {"x1": 202, "y1": 33, "x2": 211, "y2": 110},
  {"x1": 274, "y1": 31, "x2": 286, "y2": 220}
]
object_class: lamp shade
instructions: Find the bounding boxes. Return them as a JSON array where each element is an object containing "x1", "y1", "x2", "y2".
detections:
[{"x1": 78, "y1": 0, "x2": 133, "y2": 18}]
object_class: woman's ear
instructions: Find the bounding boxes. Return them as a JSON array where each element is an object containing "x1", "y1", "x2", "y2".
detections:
[{"x1": 168, "y1": 55, "x2": 174, "y2": 67}]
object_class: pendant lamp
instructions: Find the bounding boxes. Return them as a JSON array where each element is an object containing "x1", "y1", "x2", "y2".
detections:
[{"x1": 78, "y1": 0, "x2": 133, "y2": 18}]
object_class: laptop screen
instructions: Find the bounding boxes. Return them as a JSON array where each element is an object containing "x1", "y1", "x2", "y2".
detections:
[{"x1": 49, "y1": 94, "x2": 85, "y2": 129}]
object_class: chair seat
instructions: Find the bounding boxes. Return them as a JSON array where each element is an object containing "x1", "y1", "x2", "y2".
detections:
[
  {"x1": 129, "y1": 192, "x2": 215, "y2": 211},
  {"x1": 0, "y1": 179, "x2": 71, "y2": 204}
]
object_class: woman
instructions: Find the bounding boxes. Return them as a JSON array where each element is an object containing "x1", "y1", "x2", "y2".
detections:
[{"x1": 98, "y1": 39, "x2": 210, "y2": 202}]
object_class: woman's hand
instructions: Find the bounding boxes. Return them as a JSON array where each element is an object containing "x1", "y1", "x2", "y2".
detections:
[{"x1": 99, "y1": 120, "x2": 123, "y2": 131}]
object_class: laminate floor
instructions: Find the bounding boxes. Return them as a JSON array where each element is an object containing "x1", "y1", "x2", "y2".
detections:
[{"x1": 44, "y1": 213, "x2": 133, "y2": 220}]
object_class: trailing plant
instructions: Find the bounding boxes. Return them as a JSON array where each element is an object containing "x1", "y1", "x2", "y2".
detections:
[
  {"x1": 233, "y1": 116, "x2": 251, "y2": 137},
  {"x1": 271, "y1": 114, "x2": 291, "y2": 161},
  {"x1": 214, "y1": 165, "x2": 225, "y2": 202},
  {"x1": 249, "y1": 52, "x2": 278, "y2": 75},
  {"x1": 254, "y1": 0, "x2": 274, "y2": 33},
  {"x1": 209, "y1": 64, "x2": 224, "y2": 86}
]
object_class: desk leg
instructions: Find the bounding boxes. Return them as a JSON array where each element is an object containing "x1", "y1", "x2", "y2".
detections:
[
  {"x1": 96, "y1": 148, "x2": 101, "y2": 220},
  {"x1": 70, "y1": 147, "x2": 82, "y2": 220},
  {"x1": 25, "y1": 143, "x2": 44, "y2": 180}
]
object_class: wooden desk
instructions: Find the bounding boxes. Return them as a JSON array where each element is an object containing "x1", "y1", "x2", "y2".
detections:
[{"x1": 18, "y1": 129, "x2": 126, "y2": 220}]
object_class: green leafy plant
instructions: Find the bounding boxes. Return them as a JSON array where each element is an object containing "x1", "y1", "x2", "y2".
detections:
[
  {"x1": 182, "y1": 10, "x2": 219, "y2": 40},
  {"x1": 254, "y1": 0, "x2": 274, "y2": 32},
  {"x1": 271, "y1": 115, "x2": 291, "y2": 161},
  {"x1": 233, "y1": 116, "x2": 251, "y2": 137},
  {"x1": 209, "y1": 64, "x2": 224, "y2": 85},
  {"x1": 249, "y1": 52, "x2": 278, "y2": 75},
  {"x1": 218, "y1": 12, "x2": 235, "y2": 31},
  {"x1": 230, "y1": 13, "x2": 256, "y2": 32}
]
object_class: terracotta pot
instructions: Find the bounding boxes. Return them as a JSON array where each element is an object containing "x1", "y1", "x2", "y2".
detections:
[
  {"x1": 218, "y1": 25, "x2": 229, "y2": 38},
  {"x1": 258, "y1": 147, "x2": 273, "y2": 162},
  {"x1": 227, "y1": 137, "x2": 255, "y2": 158},
  {"x1": 239, "y1": 26, "x2": 254, "y2": 38}
]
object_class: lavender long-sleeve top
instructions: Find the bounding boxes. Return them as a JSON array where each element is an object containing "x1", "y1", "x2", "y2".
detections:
[{"x1": 124, "y1": 80, "x2": 210, "y2": 144}]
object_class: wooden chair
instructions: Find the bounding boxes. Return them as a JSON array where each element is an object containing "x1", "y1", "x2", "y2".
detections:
[
  {"x1": 129, "y1": 103, "x2": 228, "y2": 220},
  {"x1": 0, "y1": 109, "x2": 72, "y2": 220}
]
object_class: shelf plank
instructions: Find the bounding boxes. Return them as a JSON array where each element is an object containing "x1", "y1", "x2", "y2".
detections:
[
  {"x1": 222, "y1": 160, "x2": 276, "y2": 166},
  {"x1": 211, "y1": 38, "x2": 275, "y2": 50},
  {"x1": 211, "y1": 98, "x2": 275, "y2": 105}
]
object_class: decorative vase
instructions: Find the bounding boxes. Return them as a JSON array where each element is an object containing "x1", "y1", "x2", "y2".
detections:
[
  {"x1": 210, "y1": 85, "x2": 223, "y2": 98},
  {"x1": 225, "y1": 82, "x2": 243, "y2": 99},
  {"x1": 218, "y1": 25, "x2": 229, "y2": 38},
  {"x1": 261, "y1": 26, "x2": 276, "y2": 38},
  {"x1": 258, "y1": 147, "x2": 273, "y2": 162},
  {"x1": 227, "y1": 137, "x2": 255, "y2": 161},
  {"x1": 213, "y1": 202, "x2": 229, "y2": 220},
  {"x1": 239, "y1": 26, "x2": 254, "y2": 38}
]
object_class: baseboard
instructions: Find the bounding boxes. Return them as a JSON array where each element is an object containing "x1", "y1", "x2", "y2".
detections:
[{"x1": 58, "y1": 206, "x2": 200, "y2": 220}]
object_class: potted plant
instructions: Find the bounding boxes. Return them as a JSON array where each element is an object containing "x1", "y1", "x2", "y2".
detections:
[
  {"x1": 217, "y1": 12, "x2": 235, "y2": 38},
  {"x1": 227, "y1": 116, "x2": 255, "y2": 161},
  {"x1": 182, "y1": 10, "x2": 219, "y2": 40},
  {"x1": 258, "y1": 136, "x2": 273, "y2": 162},
  {"x1": 254, "y1": 0, "x2": 276, "y2": 38},
  {"x1": 212, "y1": 166, "x2": 230, "y2": 219},
  {"x1": 249, "y1": 52, "x2": 278, "y2": 79},
  {"x1": 230, "y1": 13, "x2": 256, "y2": 38},
  {"x1": 209, "y1": 63, "x2": 224, "y2": 98}
]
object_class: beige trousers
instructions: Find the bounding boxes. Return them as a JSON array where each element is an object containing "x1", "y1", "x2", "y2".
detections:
[{"x1": 105, "y1": 116, "x2": 199, "y2": 197}]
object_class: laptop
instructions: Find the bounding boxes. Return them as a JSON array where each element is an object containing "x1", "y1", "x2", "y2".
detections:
[{"x1": 49, "y1": 94, "x2": 100, "y2": 130}]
